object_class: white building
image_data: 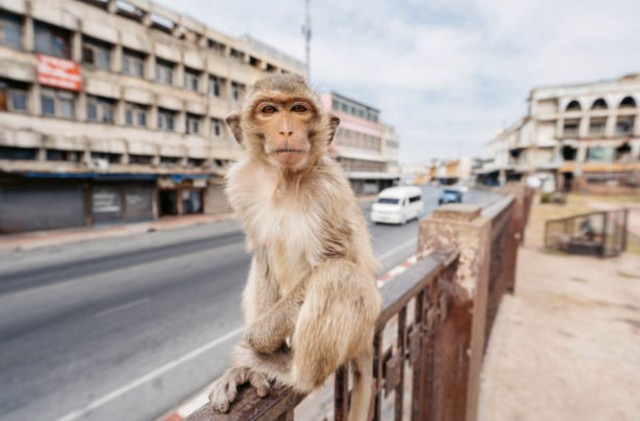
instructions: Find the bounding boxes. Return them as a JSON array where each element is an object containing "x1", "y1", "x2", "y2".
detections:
[{"x1": 477, "y1": 73, "x2": 640, "y2": 193}]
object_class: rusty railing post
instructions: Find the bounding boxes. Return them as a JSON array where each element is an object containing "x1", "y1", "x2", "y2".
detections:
[{"x1": 417, "y1": 204, "x2": 492, "y2": 421}]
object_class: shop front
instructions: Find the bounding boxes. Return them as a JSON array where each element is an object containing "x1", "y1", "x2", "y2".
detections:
[{"x1": 157, "y1": 175, "x2": 208, "y2": 217}]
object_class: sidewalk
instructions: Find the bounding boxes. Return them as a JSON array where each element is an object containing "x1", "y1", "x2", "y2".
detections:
[
  {"x1": 0, "y1": 213, "x2": 234, "y2": 252},
  {"x1": 478, "y1": 198, "x2": 640, "y2": 420}
]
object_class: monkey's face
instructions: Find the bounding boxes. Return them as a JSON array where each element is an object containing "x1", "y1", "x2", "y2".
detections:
[{"x1": 252, "y1": 96, "x2": 316, "y2": 169}]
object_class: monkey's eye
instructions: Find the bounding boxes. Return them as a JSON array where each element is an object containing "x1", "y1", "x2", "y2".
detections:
[
  {"x1": 291, "y1": 104, "x2": 309, "y2": 113},
  {"x1": 260, "y1": 105, "x2": 278, "y2": 115}
]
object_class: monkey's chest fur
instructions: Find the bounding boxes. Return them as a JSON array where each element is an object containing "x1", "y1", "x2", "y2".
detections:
[{"x1": 227, "y1": 165, "x2": 330, "y2": 295}]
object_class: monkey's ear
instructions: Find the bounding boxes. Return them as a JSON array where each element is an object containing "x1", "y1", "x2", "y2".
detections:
[
  {"x1": 327, "y1": 114, "x2": 340, "y2": 144},
  {"x1": 225, "y1": 113, "x2": 243, "y2": 144}
]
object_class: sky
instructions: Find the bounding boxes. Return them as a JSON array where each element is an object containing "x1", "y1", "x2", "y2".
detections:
[{"x1": 157, "y1": 0, "x2": 640, "y2": 165}]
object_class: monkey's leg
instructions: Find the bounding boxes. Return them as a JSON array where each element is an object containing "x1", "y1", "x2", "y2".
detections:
[
  {"x1": 244, "y1": 276, "x2": 310, "y2": 354},
  {"x1": 291, "y1": 260, "x2": 379, "y2": 393}
]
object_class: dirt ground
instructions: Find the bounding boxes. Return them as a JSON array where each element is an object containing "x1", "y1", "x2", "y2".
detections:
[{"x1": 478, "y1": 195, "x2": 640, "y2": 421}]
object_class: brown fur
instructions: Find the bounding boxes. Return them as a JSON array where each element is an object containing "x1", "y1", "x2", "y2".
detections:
[{"x1": 209, "y1": 74, "x2": 381, "y2": 420}]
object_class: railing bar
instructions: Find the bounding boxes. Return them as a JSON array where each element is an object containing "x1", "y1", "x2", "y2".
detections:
[
  {"x1": 372, "y1": 328, "x2": 383, "y2": 421},
  {"x1": 334, "y1": 365, "x2": 349, "y2": 421},
  {"x1": 395, "y1": 307, "x2": 407, "y2": 420},
  {"x1": 378, "y1": 252, "x2": 458, "y2": 326},
  {"x1": 411, "y1": 290, "x2": 425, "y2": 421}
]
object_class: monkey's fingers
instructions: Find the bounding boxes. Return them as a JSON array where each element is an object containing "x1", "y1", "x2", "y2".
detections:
[
  {"x1": 209, "y1": 368, "x2": 245, "y2": 412},
  {"x1": 249, "y1": 371, "x2": 271, "y2": 398}
]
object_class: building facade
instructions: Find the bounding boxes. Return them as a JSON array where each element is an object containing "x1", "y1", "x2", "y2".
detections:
[
  {"x1": 476, "y1": 73, "x2": 640, "y2": 193},
  {"x1": 321, "y1": 92, "x2": 400, "y2": 194},
  {"x1": 0, "y1": 0, "x2": 305, "y2": 233}
]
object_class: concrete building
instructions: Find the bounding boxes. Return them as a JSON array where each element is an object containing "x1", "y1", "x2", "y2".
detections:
[
  {"x1": 476, "y1": 73, "x2": 640, "y2": 193},
  {"x1": 428, "y1": 158, "x2": 473, "y2": 186},
  {"x1": 0, "y1": 0, "x2": 305, "y2": 233},
  {"x1": 321, "y1": 92, "x2": 400, "y2": 194}
]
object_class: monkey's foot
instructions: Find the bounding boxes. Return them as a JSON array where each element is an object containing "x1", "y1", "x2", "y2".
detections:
[{"x1": 209, "y1": 367, "x2": 271, "y2": 413}]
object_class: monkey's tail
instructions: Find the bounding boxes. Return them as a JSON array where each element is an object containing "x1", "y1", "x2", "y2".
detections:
[{"x1": 348, "y1": 353, "x2": 375, "y2": 421}]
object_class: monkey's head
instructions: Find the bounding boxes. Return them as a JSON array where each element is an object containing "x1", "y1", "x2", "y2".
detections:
[{"x1": 226, "y1": 74, "x2": 340, "y2": 171}]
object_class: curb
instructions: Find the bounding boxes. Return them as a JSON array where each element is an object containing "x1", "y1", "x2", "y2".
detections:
[{"x1": 157, "y1": 254, "x2": 419, "y2": 421}]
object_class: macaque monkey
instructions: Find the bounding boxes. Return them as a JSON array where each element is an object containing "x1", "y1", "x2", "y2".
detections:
[{"x1": 209, "y1": 74, "x2": 382, "y2": 421}]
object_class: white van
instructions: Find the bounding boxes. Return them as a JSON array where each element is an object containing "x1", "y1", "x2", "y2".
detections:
[{"x1": 370, "y1": 186, "x2": 423, "y2": 225}]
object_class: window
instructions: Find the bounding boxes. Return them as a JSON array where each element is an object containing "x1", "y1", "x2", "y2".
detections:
[
  {"x1": 92, "y1": 151, "x2": 121, "y2": 164},
  {"x1": 591, "y1": 98, "x2": 608, "y2": 110},
  {"x1": 210, "y1": 118, "x2": 222, "y2": 137},
  {"x1": 249, "y1": 56, "x2": 261, "y2": 69},
  {"x1": 565, "y1": 100, "x2": 581, "y2": 111},
  {"x1": 187, "y1": 158, "x2": 205, "y2": 168},
  {"x1": 208, "y1": 38, "x2": 226, "y2": 54},
  {"x1": 184, "y1": 68, "x2": 199, "y2": 92},
  {"x1": 208, "y1": 75, "x2": 223, "y2": 97},
  {"x1": 0, "y1": 146, "x2": 36, "y2": 160},
  {"x1": 125, "y1": 103, "x2": 147, "y2": 127},
  {"x1": 40, "y1": 88, "x2": 75, "y2": 118},
  {"x1": 86, "y1": 96, "x2": 115, "y2": 124},
  {"x1": 332, "y1": 99, "x2": 339, "y2": 110},
  {"x1": 231, "y1": 82, "x2": 245, "y2": 101},
  {"x1": 46, "y1": 149, "x2": 81, "y2": 162},
  {"x1": 186, "y1": 114, "x2": 201, "y2": 134},
  {"x1": 122, "y1": 49, "x2": 145, "y2": 77},
  {"x1": 619, "y1": 96, "x2": 636, "y2": 108},
  {"x1": 160, "y1": 156, "x2": 180, "y2": 167},
  {"x1": 586, "y1": 146, "x2": 614, "y2": 162},
  {"x1": 156, "y1": 59, "x2": 174, "y2": 85},
  {"x1": 588, "y1": 117, "x2": 607, "y2": 135},
  {"x1": 157, "y1": 108, "x2": 175, "y2": 131},
  {"x1": 34, "y1": 21, "x2": 71, "y2": 59},
  {"x1": 82, "y1": 36, "x2": 112, "y2": 70},
  {"x1": 265, "y1": 63, "x2": 277, "y2": 73},
  {"x1": 129, "y1": 154, "x2": 153, "y2": 165},
  {"x1": 0, "y1": 79, "x2": 28, "y2": 112},
  {"x1": 0, "y1": 11, "x2": 22, "y2": 49},
  {"x1": 616, "y1": 116, "x2": 635, "y2": 135},
  {"x1": 562, "y1": 119, "x2": 580, "y2": 136},
  {"x1": 230, "y1": 48, "x2": 245, "y2": 61}
]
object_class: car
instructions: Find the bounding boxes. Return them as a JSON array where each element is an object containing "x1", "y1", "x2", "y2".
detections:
[
  {"x1": 438, "y1": 188, "x2": 463, "y2": 205},
  {"x1": 370, "y1": 186, "x2": 423, "y2": 225}
]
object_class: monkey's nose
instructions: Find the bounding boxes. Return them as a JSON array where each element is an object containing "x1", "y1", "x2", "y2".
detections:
[{"x1": 279, "y1": 131, "x2": 294, "y2": 137}]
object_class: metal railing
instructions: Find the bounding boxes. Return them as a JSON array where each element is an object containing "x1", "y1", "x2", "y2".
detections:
[
  {"x1": 184, "y1": 251, "x2": 460, "y2": 421},
  {"x1": 545, "y1": 209, "x2": 629, "y2": 257}
]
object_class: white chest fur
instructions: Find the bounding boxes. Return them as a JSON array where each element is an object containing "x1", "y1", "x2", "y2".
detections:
[{"x1": 228, "y1": 164, "x2": 323, "y2": 295}]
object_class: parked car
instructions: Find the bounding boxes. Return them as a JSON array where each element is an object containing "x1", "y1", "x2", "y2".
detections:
[
  {"x1": 438, "y1": 188, "x2": 463, "y2": 205},
  {"x1": 370, "y1": 186, "x2": 423, "y2": 225}
]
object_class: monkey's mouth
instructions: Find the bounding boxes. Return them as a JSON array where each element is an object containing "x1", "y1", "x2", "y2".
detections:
[{"x1": 273, "y1": 149, "x2": 308, "y2": 154}]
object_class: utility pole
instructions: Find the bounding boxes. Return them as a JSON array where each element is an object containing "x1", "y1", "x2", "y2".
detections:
[{"x1": 302, "y1": 0, "x2": 311, "y2": 81}]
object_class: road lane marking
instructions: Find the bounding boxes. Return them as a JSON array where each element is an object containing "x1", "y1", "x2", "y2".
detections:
[
  {"x1": 94, "y1": 297, "x2": 150, "y2": 318},
  {"x1": 53, "y1": 326, "x2": 244, "y2": 421},
  {"x1": 3, "y1": 242, "x2": 246, "y2": 300}
]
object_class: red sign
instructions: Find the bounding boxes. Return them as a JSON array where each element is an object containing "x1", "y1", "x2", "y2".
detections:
[{"x1": 37, "y1": 54, "x2": 82, "y2": 91}]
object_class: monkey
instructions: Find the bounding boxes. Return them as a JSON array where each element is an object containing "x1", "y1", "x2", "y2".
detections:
[{"x1": 208, "y1": 74, "x2": 382, "y2": 421}]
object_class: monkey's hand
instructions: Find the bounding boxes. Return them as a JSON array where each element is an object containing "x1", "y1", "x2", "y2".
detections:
[
  {"x1": 245, "y1": 277, "x2": 309, "y2": 353},
  {"x1": 244, "y1": 318, "x2": 287, "y2": 354},
  {"x1": 209, "y1": 366, "x2": 271, "y2": 413}
]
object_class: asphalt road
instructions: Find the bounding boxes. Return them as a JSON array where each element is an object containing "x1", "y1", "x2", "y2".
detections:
[{"x1": 0, "y1": 186, "x2": 500, "y2": 421}]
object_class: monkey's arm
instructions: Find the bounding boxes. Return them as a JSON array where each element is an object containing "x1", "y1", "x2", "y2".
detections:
[{"x1": 244, "y1": 276, "x2": 310, "y2": 354}]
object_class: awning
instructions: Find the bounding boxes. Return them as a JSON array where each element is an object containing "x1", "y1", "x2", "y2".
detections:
[{"x1": 25, "y1": 172, "x2": 158, "y2": 180}]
